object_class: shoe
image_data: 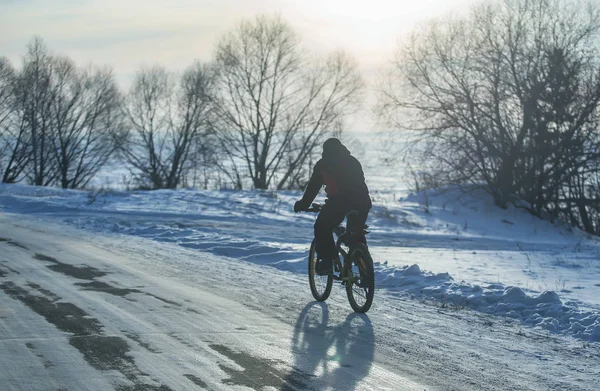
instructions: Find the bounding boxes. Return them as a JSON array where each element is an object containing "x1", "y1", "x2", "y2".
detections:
[{"x1": 315, "y1": 258, "x2": 333, "y2": 276}]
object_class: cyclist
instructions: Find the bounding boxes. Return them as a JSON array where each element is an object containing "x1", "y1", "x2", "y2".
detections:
[{"x1": 294, "y1": 138, "x2": 372, "y2": 275}]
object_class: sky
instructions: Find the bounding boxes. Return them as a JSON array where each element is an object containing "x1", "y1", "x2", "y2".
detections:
[{"x1": 0, "y1": 0, "x2": 476, "y2": 131}]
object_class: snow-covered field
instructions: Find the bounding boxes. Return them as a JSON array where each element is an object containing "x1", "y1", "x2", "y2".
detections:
[{"x1": 1, "y1": 177, "x2": 599, "y2": 345}]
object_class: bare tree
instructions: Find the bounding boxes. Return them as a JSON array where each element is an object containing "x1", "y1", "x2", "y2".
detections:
[
  {"x1": 2, "y1": 38, "x2": 123, "y2": 187},
  {"x1": 49, "y1": 57, "x2": 123, "y2": 189},
  {"x1": 0, "y1": 58, "x2": 14, "y2": 128},
  {"x1": 18, "y1": 37, "x2": 58, "y2": 186},
  {"x1": 377, "y1": 0, "x2": 600, "y2": 223},
  {"x1": 0, "y1": 57, "x2": 16, "y2": 177},
  {"x1": 212, "y1": 15, "x2": 363, "y2": 190},
  {"x1": 1, "y1": 74, "x2": 31, "y2": 183},
  {"x1": 188, "y1": 132, "x2": 219, "y2": 189},
  {"x1": 122, "y1": 63, "x2": 214, "y2": 189}
]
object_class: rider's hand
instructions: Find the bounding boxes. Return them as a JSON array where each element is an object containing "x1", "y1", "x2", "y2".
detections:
[{"x1": 294, "y1": 200, "x2": 305, "y2": 213}]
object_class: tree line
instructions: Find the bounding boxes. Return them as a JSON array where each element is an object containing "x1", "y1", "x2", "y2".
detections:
[
  {"x1": 378, "y1": 0, "x2": 600, "y2": 235},
  {"x1": 4, "y1": 1, "x2": 600, "y2": 235},
  {"x1": 0, "y1": 15, "x2": 363, "y2": 190}
]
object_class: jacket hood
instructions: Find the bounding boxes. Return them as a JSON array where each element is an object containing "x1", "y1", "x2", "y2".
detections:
[{"x1": 322, "y1": 138, "x2": 350, "y2": 159}]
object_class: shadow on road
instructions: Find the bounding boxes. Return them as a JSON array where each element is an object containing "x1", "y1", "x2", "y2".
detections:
[{"x1": 286, "y1": 301, "x2": 375, "y2": 390}]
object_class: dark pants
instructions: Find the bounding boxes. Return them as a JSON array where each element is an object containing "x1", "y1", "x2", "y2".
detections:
[{"x1": 314, "y1": 197, "x2": 370, "y2": 261}]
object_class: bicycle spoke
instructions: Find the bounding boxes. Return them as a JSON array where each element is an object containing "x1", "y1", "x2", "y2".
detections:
[
  {"x1": 352, "y1": 286, "x2": 367, "y2": 298},
  {"x1": 317, "y1": 275, "x2": 328, "y2": 292}
]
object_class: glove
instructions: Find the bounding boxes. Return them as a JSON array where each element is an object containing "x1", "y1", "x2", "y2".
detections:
[{"x1": 294, "y1": 200, "x2": 305, "y2": 213}]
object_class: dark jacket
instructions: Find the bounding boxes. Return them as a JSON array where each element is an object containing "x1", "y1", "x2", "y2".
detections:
[{"x1": 299, "y1": 141, "x2": 371, "y2": 210}]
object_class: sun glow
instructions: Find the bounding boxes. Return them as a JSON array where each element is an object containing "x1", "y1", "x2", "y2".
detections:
[
  {"x1": 281, "y1": 0, "x2": 475, "y2": 68},
  {"x1": 0, "y1": 0, "x2": 477, "y2": 129}
]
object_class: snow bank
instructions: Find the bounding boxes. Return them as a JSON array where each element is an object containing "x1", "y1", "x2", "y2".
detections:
[
  {"x1": 376, "y1": 262, "x2": 600, "y2": 341},
  {"x1": 400, "y1": 186, "x2": 580, "y2": 244}
]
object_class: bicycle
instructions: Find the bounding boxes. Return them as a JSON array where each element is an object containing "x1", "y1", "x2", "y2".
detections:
[{"x1": 304, "y1": 203, "x2": 375, "y2": 313}]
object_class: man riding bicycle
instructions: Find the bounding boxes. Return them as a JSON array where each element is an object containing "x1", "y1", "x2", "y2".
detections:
[{"x1": 294, "y1": 138, "x2": 372, "y2": 275}]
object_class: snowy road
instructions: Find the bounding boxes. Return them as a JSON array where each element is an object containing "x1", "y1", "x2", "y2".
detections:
[{"x1": 1, "y1": 213, "x2": 599, "y2": 391}]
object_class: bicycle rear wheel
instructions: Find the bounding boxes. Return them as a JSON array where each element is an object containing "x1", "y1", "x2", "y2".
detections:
[
  {"x1": 308, "y1": 239, "x2": 333, "y2": 302},
  {"x1": 345, "y1": 243, "x2": 375, "y2": 313}
]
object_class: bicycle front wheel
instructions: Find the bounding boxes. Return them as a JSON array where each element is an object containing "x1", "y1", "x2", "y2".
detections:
[
  {"x1": 308, "y1": 239, "x2": 333, "y2": 302},
  {"x1": 345, "y1": 243, "x2": 375, "y2": 313}
]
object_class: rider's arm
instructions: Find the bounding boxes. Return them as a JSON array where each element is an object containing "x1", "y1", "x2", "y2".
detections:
[{"x1": 299, "y1": 161, "x2": 324, "y2": 209}]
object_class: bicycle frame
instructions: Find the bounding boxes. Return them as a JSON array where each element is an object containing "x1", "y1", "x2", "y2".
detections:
[
  {"x1": 304, "y1": 202, "x2": 375, "y2": 312},
  {"x1": 308, "y1": 207, "x2": 369, "y2": 284}
]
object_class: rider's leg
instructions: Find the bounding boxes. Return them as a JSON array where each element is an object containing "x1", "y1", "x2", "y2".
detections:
[
  {"x1": 356, "y1": 208, "x2": 370, "y2": 246},
  {"x1": 346, "y1": 204, "x2": 370, "y2": 246},
  {"x1": 314, "y1": 201, "x2": 345, "y2": 274}
]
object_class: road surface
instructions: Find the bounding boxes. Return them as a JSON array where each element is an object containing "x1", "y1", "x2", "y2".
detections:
[{"x1": 0, "y1": 213, "x2": 598, "y2": 390}]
